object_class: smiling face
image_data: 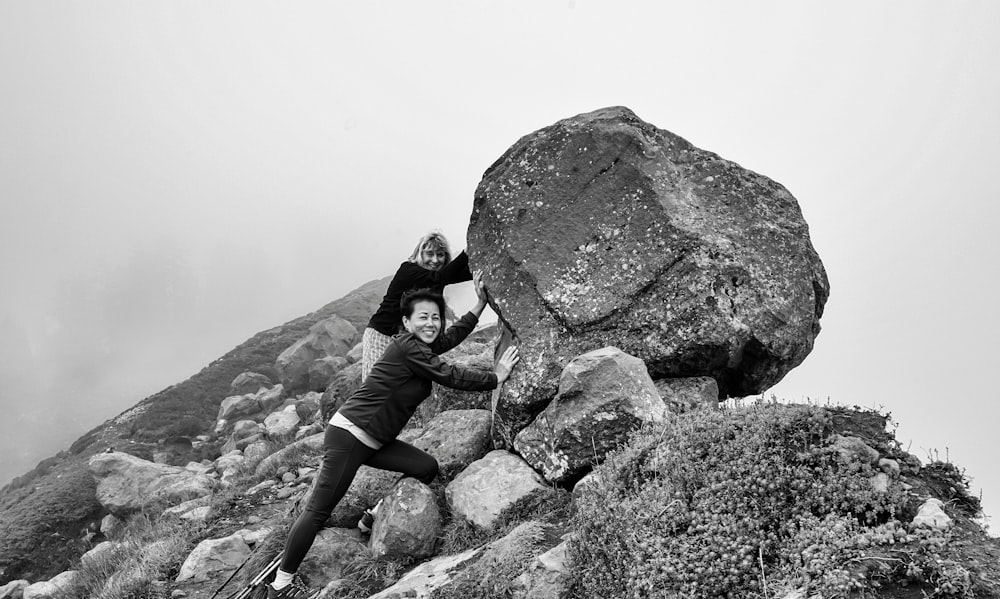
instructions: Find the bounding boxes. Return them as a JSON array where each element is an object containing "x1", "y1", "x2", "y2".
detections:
[
  {"x1": 402, "y1": 300, "x2": 442, "y2": 343},
  {"x1": 416, "y1": 244, "x2": 448, "y2": 271}
]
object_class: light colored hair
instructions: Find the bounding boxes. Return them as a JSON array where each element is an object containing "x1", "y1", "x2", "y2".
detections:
[{"x1": 408, "y1": 231, "x2": 452, "y2": 265}]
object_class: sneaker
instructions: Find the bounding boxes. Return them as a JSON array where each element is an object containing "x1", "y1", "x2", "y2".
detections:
[
  {"x1": 357, "y1": 498, "x2": 383, "y2": 532},
  {"x1": 266, "y1": 574, "x2": 311, "y2": 599}
]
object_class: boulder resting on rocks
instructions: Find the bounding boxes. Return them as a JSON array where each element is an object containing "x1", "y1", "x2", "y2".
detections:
[{"x1": 468, "y1": 106, "x2": 828, "y2": 443}]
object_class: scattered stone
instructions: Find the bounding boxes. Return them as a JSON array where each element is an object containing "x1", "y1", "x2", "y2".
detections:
[
  {"x1": 367, "y1": 548, "x2": 481, "y2": 599},
  {"x1": 232, "y1": 420, "x2": 263, "y2": 440},
  {"x1": 829, "y1": 435, "x2": 879, "y2": 465},
  {"x1": 276, "y1": 487, "x2": 299, "y2": 500},
  {"x1": 247, "y1": 479, "x2": 278, "y2": 495},
  {"x1": 654, "y1": 376, "x2": 719, "y2": 413},
  {"x1": 100, "y1": 514, "x2": 125, "y2": 538},
  {"x1": 0, "y1": 580, "x2": 28, "y2": 599},
  {"x1": 295, "y1": 392, "x2": 323, "y2": 422},
  {"x1": 319, "y1": 362, "x2": 363, "y2": 421},
  {"x1": 265, "y1": 405, "x2": 302, "y2": 437},
  {"x1": 447, "y1": 450, "x2": 548, "y2": 529},
  {"x1": 298, "y1": 527, "x2": 365, "y2": 586},
  {"x1": 243, "y1": 440, "x2": 271, "y2": 466},
  {"x1": 163, "y1": 496, "x2": 211, "y2": 518},
  {"x1": 871, "y1": 472, "x2": 890, "y2": 494},
  {"x1": 254, "y1": 433, "x2": 324, "y2": 476},
  {"x1": 218, "y1": 394, "x2": 262, "y2": 422},
  {"x1": 235, "y1": 527, "x2": 274, "y2": 547},
  {"x1": 276, "y1": 314, "x2": 359, "y2": 392},
  {"x1": 230, "y1": 372, "x2": 272, "y2": 395},
  {"x1": 309, "y1": 356, "x2": 350, "y2": 392},
  {"x1": 510, "y1": 534, "x2": 573, "y2": 599},
  {"x1": 22, "y1": 571, "x2": 79, "y2": 599},
  {"x1": 346, "y1": 342, "x2": 363, "y2": 364},
  {"x1": 912, "y1": 498, "x2": 952, "y2": 530},
  {"x1": 514, "y1": 347, "x2": 667, "y2": 483},
  {"x1": 89, "y1": 452, "x2": 215, "y2": 517},
  {"x1": 181, "y1": 506, "x2": 211, "y2": 522},
  {"x1": 175, "y1": 534, "x2": 251, "y2": 582},
  {"x1": 878, "y1": 458, "x2": 901, "y2": 477}
]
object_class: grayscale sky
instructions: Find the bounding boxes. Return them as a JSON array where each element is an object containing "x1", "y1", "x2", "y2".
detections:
[{"x1": 1, "y1": 2, "x2": 998, "y2": 529}]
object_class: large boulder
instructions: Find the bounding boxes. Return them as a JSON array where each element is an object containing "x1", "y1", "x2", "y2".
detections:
[
  {"x1": 277, "y1": 314, "x2": 359, "y2": 392},
  {"x1": 446, "y1": 450, "x2": 548, "y2": 530},
  {"x1": 370, "y1": 478, "x2": 441, "y2": 559},
  {"x1": 468, "y1": 106, "x2": 828, "y2": 442},
  {"x1": 513, "y1": 347, "x2": 668, "y2": 483},
  {"x1": 89, "y1": 452, "x2": 215, "y2": 517}
]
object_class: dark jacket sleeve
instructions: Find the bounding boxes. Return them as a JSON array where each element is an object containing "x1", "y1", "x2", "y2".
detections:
[
  {"x1": 402, "y1": 334, "x2": 499, "y2": 391},
  {"x1": 397, "y1": 251, "x2": 472, "y2": 288},
  {"x1": 429, "y1": 312, "x2": 479, "y2": 355}
]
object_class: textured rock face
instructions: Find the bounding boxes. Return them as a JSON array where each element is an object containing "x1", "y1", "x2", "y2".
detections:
[
  {"x1": 409, "y1": 409, "x2": 494, "y2": 474},
  {"x1": 468, "y1": 106, "x2": 828, "y2": 442},
  {"x1": 175, "y1": 534, "x2": 251, "y2": 582},
  {"x1": 446, "y1": 450, "x2": 548, "y2": 529},
  {"x1": 370, "y1": 478, "x2": 441, "y2": 559},
  {"x1": 299, "y1": 528, "x2": 365, "y2": 586},
  {"x1": 513, "y1": 347, "x2": 667, "y2": 483},
  {"x1": 654, "y1": 376, "x2": 720, "y2": 414}
]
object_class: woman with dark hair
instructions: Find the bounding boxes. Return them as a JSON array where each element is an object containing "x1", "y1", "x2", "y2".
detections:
[
  {"x1": 362, "y1": 230, "x2": 473, "y2": 381},
  {"x1": 267, "y1": 272, "x2": 519, "y2": 599}
]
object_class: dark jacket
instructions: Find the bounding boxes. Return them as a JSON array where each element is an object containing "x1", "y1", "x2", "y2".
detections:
[
  {"x1": 367, "y1": 251, "x2": 472, "y2": 336},
  {"x1": 339, "y1": 312, "x2": 497, "y2": 444}
]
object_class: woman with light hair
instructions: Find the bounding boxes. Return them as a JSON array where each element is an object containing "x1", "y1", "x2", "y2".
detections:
[{"x1": 361, "y1": 231, "x2": 472, "y2": 381}]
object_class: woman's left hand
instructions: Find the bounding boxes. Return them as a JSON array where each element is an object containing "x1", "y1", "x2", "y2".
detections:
[{"x1": 473, "y1": 270, "x2": 488, "y2": 303}]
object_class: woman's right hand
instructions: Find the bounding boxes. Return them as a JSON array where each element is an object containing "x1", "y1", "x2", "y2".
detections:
[{"x1": 495, "y1": 346, "x2": 520, "y2": 384}]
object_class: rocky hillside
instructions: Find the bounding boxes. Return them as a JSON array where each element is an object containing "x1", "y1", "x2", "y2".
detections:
[
  {"x1": 0, "y1": 275, "x2": 390, "y2": 584},
  {"x1": 1, "y1": 107, "x2": 997, "y2": 599}
]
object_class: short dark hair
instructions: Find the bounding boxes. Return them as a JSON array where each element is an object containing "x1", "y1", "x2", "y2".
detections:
[{"x1": 400, "y1": 288, "x2": 446, "y2": 320}]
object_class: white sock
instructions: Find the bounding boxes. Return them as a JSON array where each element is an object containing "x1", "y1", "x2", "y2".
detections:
[{"x1": 272, "y1": 569, "x2": 294, "y2": 589}]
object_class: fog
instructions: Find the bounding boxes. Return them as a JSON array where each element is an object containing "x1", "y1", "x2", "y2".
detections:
[{"x1": 1, "y1": 1, "x2": 998, "y2": 529}]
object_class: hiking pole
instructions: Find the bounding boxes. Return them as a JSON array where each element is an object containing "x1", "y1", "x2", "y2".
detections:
[
  {"x1": 212, "y1": 552, "x2": 253, "y2": 599},
  {"x1": 226, "y1": 553, "x2": 283, "y2": 599}
]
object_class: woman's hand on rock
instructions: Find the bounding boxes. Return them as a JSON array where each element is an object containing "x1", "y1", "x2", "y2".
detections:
[{"x1": 495, "y1": 346, "x2": 519, "y2": 384}]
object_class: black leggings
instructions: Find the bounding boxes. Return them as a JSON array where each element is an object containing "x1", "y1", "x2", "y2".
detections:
[{"x1": 279, "y1": 425, "x2": 438, "y2": 573}]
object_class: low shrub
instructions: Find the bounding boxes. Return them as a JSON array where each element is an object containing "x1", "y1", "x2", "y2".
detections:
[{"x1": 568, "y1": 403, "x2": 917, "y2": 599}]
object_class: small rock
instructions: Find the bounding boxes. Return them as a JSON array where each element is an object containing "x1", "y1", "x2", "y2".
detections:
[
  {"x1": 911, "y1": 498, "x2": 952, "y2": 530},
  {"x1": 870, "y1": 472, "x2": 890, "y2": 494},
  {"x1": 878, "y1": 458, "x2": 900, "y2": 476},
  {"x1": 829, "y1": 435, "x2": 879, "y2": 465}
]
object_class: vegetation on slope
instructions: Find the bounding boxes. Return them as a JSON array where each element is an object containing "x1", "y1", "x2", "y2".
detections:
[{"x1": 569, "y1": 402, "x2": 997, "y2": 599}]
